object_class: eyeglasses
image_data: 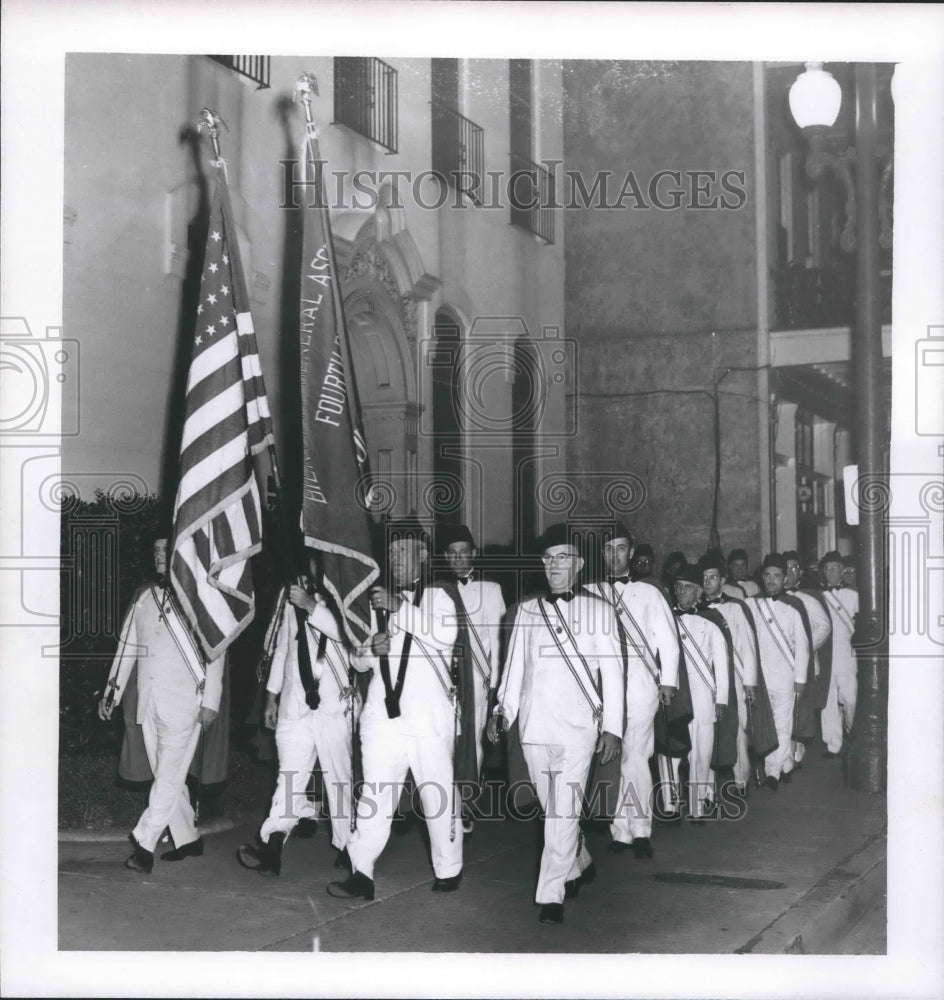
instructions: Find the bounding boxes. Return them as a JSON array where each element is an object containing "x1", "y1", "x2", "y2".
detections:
[{"x1": 542, "y1": 553, "x2": 577, "y2": 566}]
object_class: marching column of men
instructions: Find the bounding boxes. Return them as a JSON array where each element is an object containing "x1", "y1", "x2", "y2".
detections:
[{"x1": 103, "y1": 524, "x2": 860, "y2": 925}]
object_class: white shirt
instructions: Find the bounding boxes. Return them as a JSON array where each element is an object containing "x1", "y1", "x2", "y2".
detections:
[
  {"x1": 583, "y1": 578, "x2": 680, "y2": 690},
  {"x1": 267, "y1": 598, "x2": 352, "y2": 721},
  {"x1": 107, "y1": 583, "x2": 223, "y2": 719},
  {"x1": 747, "y1": 596, "x2": 810, "y2": 687},
  {"x1": 673, "y1": 610, "x2": 730, "y2": 706},
  {"x1": 358, "y1": 583, "x2": 459, "y2": 739},
  {"x1": 452, "y1": 575, "x2": 506, "y2": 690},
  {"x1": 498, "y1": 591, "x2": 624, "y2": 748}
]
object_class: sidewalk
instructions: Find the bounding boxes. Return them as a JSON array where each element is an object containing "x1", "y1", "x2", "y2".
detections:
[{"x1": 58, "y1": 739, "x2": 886, "y2": 954}]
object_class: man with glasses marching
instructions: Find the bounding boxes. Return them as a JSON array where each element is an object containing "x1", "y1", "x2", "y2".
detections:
[{"x1": 488, "y1": 522, "x2": 623, "y2": 924}]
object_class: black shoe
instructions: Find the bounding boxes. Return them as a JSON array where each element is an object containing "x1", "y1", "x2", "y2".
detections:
[
  {"x1": 580, "y1": 862, "x2": 597, "y2": 886},
  {"x1": 632, "y1": 837, "x2": 653, "y2": 859},
  {"x1": 236, "y1": 831, "x2": 284, "y2": 876},
  {"x1": 764, "y1": 776, "x2": 779, "y2": 791},
  {"x1": 431, "y1": 873, "x2": 462, "y2": 893},
  {"x1": 822, "y1": 749, "x2": 840, "y2": 759},
  {"x1": 564, "y1": 862, "x2": 596, "y2": 898},
  {"x1": 780, "y1": 770, "x2": 792, "y2": 785},
  {"x1": 608, "y1": 840, "x2": 630, "y2": 854},
  {"x1": 327, "y1": 871, "x2": 375, "y2": 901},
  {"x1": 539, "y1": 903, "x2": 564, "y2": 924},
  {"x1": 125, "y1": 834, "x2": 154, "y2": 874},
  {"x1": 295, "y1": 817, "x2": 318, "y2": 839},
  {"x1": 333, "y1": 847, "x2": 351, "y2": 872},
  {"x1": 161, "y1": 836, "x2": 204, "y2": 862}
]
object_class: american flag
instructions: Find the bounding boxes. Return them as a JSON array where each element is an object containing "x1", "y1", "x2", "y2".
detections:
[{"x1": 170, "y1": 174, "x2": 274, "y2": 662}]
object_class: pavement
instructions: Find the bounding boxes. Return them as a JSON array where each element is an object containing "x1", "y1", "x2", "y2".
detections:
[{"x1": 58, "y1": 737, "x2": 886, "y2": 955}]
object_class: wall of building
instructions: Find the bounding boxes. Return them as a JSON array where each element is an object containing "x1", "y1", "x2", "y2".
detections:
[
  {"x1": 562, "y1": 60, "x2": 764, "y2": 566},
  {"x1": 62, "y1": 54, "x2": 564, "y2": 548}
]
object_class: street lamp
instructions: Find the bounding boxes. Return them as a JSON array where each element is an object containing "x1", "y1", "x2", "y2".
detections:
[{"x1": 788, "y1": 62, "x2": 889, "y2": 794}]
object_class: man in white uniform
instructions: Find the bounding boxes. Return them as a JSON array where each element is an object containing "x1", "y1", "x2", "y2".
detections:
[
  {"x1": 98, "y1": 538, "x2": 223, "y2": 873},
  {"x1": 438, "y1": 523, "x2": 506, "y2": 833},
  {"x1": 327, "y1": 519, "x2": 465, "y2": 901},
  {"x1": 819, "y1": 550, "x2": 859, "y2": 756},
  {"x1": 783, "y1": 550, "x2": 832, "y2": 767},
  {"x1": 237, "y1": 568, "x2": 360, "y2": 876},
  {"x1": 747, "y1": 554, "x2": 810, "y2": 789},
  {"x1": 488, "y1": 522, "x2": 623, "y2": 924},
  {"x1": 670, "y1": 564, "x2": 729, "y2": 822},
  {"x1": 698, "y1": 552, "x2": 757, "y2": 795},
  {"x1": 583, "y1": 523, "x2": 679, "y2": 859},
  {"x1": 727, "y1": 548, "x2": 760, "y2": 598}
]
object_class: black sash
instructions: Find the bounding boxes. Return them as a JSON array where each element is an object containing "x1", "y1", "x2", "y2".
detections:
[
  {"x1": 296, "y1": 607, "x2": 321, "y2": 710},
  {"x1": 380, "y1": 581, "x2": 424, "y2": 719}
]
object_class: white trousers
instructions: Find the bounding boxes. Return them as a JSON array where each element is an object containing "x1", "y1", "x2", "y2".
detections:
[
  {"x1": 260, "y1": 710, "x2": 354, "y2": 851},
  {"x1": 471, "y1": 676, "x2": 490, "y2": 777},
  {"x1": 522, "y1": 742, "x2": 595, "y2": 905},
  {"x1": 610, "y1": 667, "x2": 659, "y2": 842},
  {"x1": 821, "y1": 661, "x2": 857, "y2": 753},
  {"x1": 687, "y1": 677, "x2": 716, "y2": 818},
  {"x1": 346, "y1": 723, "x2": 463, "y2": 880},
  {"x1": 131, "y1": 695, "x2": 202, "y2": 853},
  {"x1": 765, "y1": 682, "x2": 796, "y2": 779}
]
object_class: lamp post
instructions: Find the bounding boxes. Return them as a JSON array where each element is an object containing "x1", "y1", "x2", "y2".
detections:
[{"x1": 788, "y1": 61, "x2": 888, "y2": 793}]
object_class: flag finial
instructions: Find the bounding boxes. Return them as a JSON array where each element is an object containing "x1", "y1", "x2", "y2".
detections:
[
  {"x1": 196, "y1": 108, "x2": 230, "y2": 176},
  {"x1": 295, "y1": 73, "x2": 320, "y2": 140}
]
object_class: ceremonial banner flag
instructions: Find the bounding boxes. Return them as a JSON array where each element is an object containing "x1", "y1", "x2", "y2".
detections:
[
  {"x1": 298, "y1": 126, "x2": 379, "y2": 645},
  {"x1": 170, "y1": 171, "x2": 274, "y2": 661}
]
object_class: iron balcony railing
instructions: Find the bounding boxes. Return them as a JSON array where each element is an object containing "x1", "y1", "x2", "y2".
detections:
[
  {"x1": 431, "y1": 100, "x2": 484, "y2": 205},
  {"x1": 333, "y1": 57, "x2": 399, "y2": 153},
  {"x1": 509, "y1": 154, "x2": 555, "y2": 244},
  {"x1": 208, "y1": 55, "x2": 270, "y2": 89}
]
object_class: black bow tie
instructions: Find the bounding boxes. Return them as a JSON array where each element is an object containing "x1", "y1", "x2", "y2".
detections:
[
  {"x1": 547, "y1": 590, "x2": 575, "y2": 604},
  {"x1": 607, "y1": 575, "x2": 630, "y2": 586},
  {"x1": 676, "y1": 606, "x2": 699, "y2": 615},
  {"x1": 826, "y1": 585, "x2": 845, "y2": 592},
  {"x1": 456, "y1": 573, "x2": 474, "y2": 586},
  {"x1": 706, "y1": 597, "x2": 724, "y2": 605}
]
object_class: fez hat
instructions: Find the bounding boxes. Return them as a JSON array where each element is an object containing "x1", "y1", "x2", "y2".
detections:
[
  {"x1": 820, "y1": 549, "x2": 844, "y2": 568},
  {"x1": 698, "y1": 550, "x2": 726, "y2": 573},
  {"x1": 674, "y1": 563, "x2": 703, "y2": 586},
  {"x1": 728, "y1": 548, "x2": 749, "y2": 562},
  {"x1": 540, "y1": 521, "x2": 580, "y2": 552},
  {"x1": 762, "y1": 552, "x2": 788, "y2": 572},
  {"x1": 782, "y1": 550, "x2": 799, "y2": 563},
  {"x1": 386, "y1": 517, "x2": 430, "y2": 549},
  {"x1": 437, "y1": 523, "x2": 476, "y2": 552},
  {"x1": 633, "y1": 543, "x2": 654, "y2": 558},
  {"x1": 601, "y1": 521, "x2": 633, "y2": 546}
]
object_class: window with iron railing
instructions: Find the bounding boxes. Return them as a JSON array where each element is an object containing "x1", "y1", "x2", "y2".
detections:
[
  {"x1": 431, "y1": 100, "x2": 485, "y2": 205},
  {"x1": 208, "y1": 55, "x2": 270, "y2": 89},
  {"x1": 333, "y1": 57, "x2": 399, "y2": 153},
  {"x1": 509, "y1": 155, "x2": 555, "y2": 244}
]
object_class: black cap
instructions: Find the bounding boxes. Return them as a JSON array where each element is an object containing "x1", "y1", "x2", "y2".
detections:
[
  {"x1": 728, "y1": 548, "x2": 749, "y2": 562},
  {"x1": 762, "y1": 552, "x2": 788, "y2": 572},
  {"x1": 437, "y1": 523, "x2": 475, "y2": 552},
  {"x1": 675, "y1": 563, "x2": 703, "y2": 586},
  {"x1": 698, "y1": 550, "x2": 726, "y2": 573},
  {"x1": 782, "y1": 550, "x2": 799, "y2": 563},
  {"x1": 601, "y1": 521, "x2": 633, "y2": 546},
  {"x1": 633, "y1": 543, "x2": 654, "y2": 558},
  {"x1": 386, "y1": 517, "x2": 430, "y2": 549},
  {"x1": 819, "y1": 549, "x2": 843, "y2": 568},
  {"x1": 540, "y1": 521, "x2": 581, "y2": 552}
]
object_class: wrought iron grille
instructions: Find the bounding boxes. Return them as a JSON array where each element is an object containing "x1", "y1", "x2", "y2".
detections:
[
  {"x1": 208, "y1": 55, "x2": 271, "y2": 90},
  {"x1": 773, "y1": 264, "x2": 892, "y2": 330},
  {"x1": 431, "y1": 100, "x2": 484, "y2": 205},
  {"x1": 333, "y1": 57, "x2": 399, "y2": 153},
  {"x1": 509, "y1": 155, "x2": 555, "y2": 244}
]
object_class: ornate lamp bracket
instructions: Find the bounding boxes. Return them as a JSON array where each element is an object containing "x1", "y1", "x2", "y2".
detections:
[{"x1": 804, "y1": 128, "x2": 857, "y2": 253}]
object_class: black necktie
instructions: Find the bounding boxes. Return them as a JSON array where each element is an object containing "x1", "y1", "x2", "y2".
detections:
[
  {"x1": 608, "y1": 575, "x2": 630, "y2": 585},
  {"x1": 456, "y1": 573, "x2": 474, "y2": 586},
  {"x1": 295, "y1": 607, "x2": 320, "y2": 710},
  {"x1": 547, "y1": 590, "x2": 575, "y2": 604}
]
